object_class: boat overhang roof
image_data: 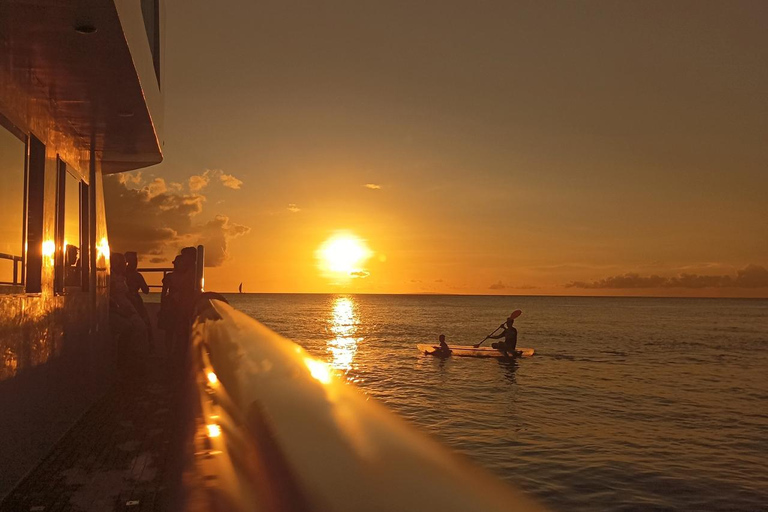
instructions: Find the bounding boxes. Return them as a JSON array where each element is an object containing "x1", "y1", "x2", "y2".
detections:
[{"x1": 0, "y1": 0, "x2": 163, "y2": 174}]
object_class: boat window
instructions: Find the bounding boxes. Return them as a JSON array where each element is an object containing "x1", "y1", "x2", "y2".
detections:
[
  {"x1": 55, "y1": 160, "x2": 84, "y2": 293},
  {"x1": 0, "y1": 121, "x2": 25, "y2": 289}
]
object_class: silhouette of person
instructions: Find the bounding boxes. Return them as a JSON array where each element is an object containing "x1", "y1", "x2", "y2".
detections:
[
  {"x1": 488, "y1": 317, "x2": 518, "y2": 355},
  {"x1": 125, "y1": 251, "x2": 153, "y2": 349},
  {"x1": 64, "y1": 244, "x2": 81, "y2": 287},
  {"x1": 435, "y1": 334, "x2": 452, "y2": 357},
  {"x1": 109, "y1": 252, "x2": 148, "y2": 359},
  {"x1": 159, "y1": 248, "x2": 198, "y2": 356}
]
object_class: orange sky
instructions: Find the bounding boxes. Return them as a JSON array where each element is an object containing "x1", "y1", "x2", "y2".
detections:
[{"x1": 105, "y1": 1, "x2": 768, "y2": 297}]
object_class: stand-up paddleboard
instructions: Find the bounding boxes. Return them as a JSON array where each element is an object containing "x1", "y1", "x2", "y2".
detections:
[{"x1": 417, "y1": 344, "x2": 535, "y2": 358}]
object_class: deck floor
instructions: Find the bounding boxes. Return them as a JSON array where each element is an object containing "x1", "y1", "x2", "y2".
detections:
[{"x1": 0, "y1": 305, "x2": 189, "y2": 512}]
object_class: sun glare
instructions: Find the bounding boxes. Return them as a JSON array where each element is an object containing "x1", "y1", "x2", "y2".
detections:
[{"x1": 318, "y1": 233, "x2": 372, "y2": 276}]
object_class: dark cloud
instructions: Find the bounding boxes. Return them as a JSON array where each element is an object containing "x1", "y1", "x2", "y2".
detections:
[
  {"x1": 196, "y1": 215, "x2": 250, "y2": 267},
  {"x1": 350, "y1": 271, "x2": 370, "y2": 278},
  {"x1": 566, "y1": 265, "x2": 768, "y2": 289},
  {"x1": 149, "y1": 257, "x2": 166, "y2": 264},
  {"x1": 104, "y1": 173, "x2": 250, "y2": 267}
]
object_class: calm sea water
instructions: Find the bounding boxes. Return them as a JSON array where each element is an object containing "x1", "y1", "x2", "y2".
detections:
[{"x1": 226, "y1": 294, "x2": 768, "y2": 511}]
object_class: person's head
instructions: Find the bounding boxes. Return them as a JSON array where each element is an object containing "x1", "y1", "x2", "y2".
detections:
[
  {"x1": 65, "y1": 244, "x2": 79, "y2": 266},
  {"x1": 110, "y1": 252, "x2": 126, "y2": 276},
  {"x1": 439, "y1": 334, "x2": 446, "y2": 343},
  {"x1": 172, "y1": 255, "x2": 182, "y2": 270},
  {"x1": 125, "y1": 251, "x2": 138, "y2": 271},
  {"x1": 180, "y1": 246, "x2": 197, "y2": 264}
]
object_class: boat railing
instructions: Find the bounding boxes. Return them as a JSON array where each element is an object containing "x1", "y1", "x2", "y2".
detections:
[
  {"x1": 135, "y1": 267, "x2": 173, "y2": 290},
  {"x1": 0, "y1": 252, "x2": 23, "y2": 286},
  {"x1": 136, "y1": 244, "x2": 205, "y2": 291},
  {"x1": 181, "y1": 296, "x2": 547, "y2": 512}
]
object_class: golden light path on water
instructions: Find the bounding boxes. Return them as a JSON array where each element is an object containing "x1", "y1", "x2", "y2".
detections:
[{"x1": 326, "y1": 296, "x2": 361, "y2": 374}]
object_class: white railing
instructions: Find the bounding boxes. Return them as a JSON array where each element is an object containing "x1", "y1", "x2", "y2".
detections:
[{"x1": 185, "y1": 299, "x2": 547, "y2": 512}]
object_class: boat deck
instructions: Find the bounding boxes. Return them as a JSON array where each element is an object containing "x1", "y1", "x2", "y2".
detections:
[{"x1": 0, "y1": 304, "x2": 189, "y2": 512}]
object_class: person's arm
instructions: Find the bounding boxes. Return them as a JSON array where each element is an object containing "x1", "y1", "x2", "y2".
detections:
[
  {"x1": 488, "y1": 329, "x2": 506, "y2": 340},
  {"x1": 139, "y1": 273, "x2": 150, "y2": 294}
]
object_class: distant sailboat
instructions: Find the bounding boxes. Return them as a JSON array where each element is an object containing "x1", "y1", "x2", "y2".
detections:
[{"x1": 238, "y1": 282, "x2": 243, "y2": 294}]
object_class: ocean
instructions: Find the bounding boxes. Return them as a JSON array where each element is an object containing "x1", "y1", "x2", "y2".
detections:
[{"x1": 226, "y1": 293, "x2": 768, "y2": 511}]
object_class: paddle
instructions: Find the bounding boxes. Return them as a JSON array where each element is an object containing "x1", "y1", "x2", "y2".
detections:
[{"x1": 474, "y1": 323, "x2": 505, "y2": 348}]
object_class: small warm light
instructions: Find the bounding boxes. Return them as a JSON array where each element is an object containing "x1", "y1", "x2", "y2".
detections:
[
  {"x1": 206, "y1": 424, "x2": 221, "y2": 438},
  {"x1": 96, "y1": 237, "x2": 110, "y2": 261},
  {"x1": 305, "y1": 358, "x2": 332, "y2": 384},
  {"x1": 42, "y1": 240, "x2": 55, "y2": 266},
  {"x1": 206, "y1": 371, "x2": 218, "y2": 385}
]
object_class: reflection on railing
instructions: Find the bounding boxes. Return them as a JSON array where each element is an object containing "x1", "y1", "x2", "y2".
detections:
[
  {"x1": 0, "y1": 252, "x2": 22, "y2": 286},
  {"x1": 327, "y1": 296, "x2": 360, "y2": 373},
  {"x1": 186, "y1": 299, "x2": 547, "y2": 512}
]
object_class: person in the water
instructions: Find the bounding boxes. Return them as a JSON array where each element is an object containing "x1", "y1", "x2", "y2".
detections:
[{"x1": 488, "y1": 317, "x2": 518, "y2": 355}]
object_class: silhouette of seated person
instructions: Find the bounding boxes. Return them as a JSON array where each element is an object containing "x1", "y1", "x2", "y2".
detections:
[
  {"x1": 64, "y1": 244, "x2": 81, "y2": 287},
  {"x1": 125, "y1": 251, "x2": 153, "y2": 348},
  {"x1": 433, "y1": 334, "x2": 452, "y2": 357},
  {"x1": 109, "y1": 252, "x2": 148, "y2": 357}
]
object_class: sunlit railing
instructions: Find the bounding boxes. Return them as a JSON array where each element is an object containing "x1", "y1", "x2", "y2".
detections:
[
  {"x1": 0, "y1": 252, "x2": 22, "y2": 286},
  {"x1": 184, "y1": 298, "x2": 547, "y2": 512}
]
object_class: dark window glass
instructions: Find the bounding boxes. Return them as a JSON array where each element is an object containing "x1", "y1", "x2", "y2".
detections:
[{"x1": 25, "y1": 135, "x2": 45, "y2": 294}]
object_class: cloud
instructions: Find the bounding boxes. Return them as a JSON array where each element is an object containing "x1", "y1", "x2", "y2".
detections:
[
  {"x1": 287, "y1": 204, "x2": 301, "y2": 213},
  {"x1": 196, "y1": 215, "x2": 250, "y2": 266},
  {"x1": 189, "y1": 169, "x2": 244, "y2": 192},
  {"x1": 350, "y1": 270, "x2": 370, "y2": 278},
  {"x1": 566, "y1": 265, "x2": 768, "y2": 289},
  {"x1": 219, "y1": 173, "x2": 243, "y2": 190},
  {"x1": 364, "y1": 183, "x2": 381, "y2": 190},
  {"x1": 188, "y1": 173, "x2": 210, "y2": 192},
  {"x1": 104, "y1": 173, "x2": 250, "y2": 267},
  {"x1": 489, "y1": 280, "x2": 506, "y2": 290},
  {"x1": 118, "y1": 171, "x2": 144, "y2": 186}
]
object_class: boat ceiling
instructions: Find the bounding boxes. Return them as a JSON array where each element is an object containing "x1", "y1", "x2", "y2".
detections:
[{"x1": 0, "y1": 0, "x2": 162, "y2": 173}]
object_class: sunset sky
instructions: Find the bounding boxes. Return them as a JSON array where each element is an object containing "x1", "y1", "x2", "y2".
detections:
[{"x1": 106, "y1": 0, "x2": 768, "y2": 297}]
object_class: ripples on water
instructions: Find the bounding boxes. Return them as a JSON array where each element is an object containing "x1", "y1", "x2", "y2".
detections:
[{"x1": 230, "y1": 294, "x2": 768, "y2": 511}]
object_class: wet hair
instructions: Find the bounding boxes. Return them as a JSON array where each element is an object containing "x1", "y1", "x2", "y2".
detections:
[{"x1": 439, "y1": 334, "x2": 446, "y2": 342}]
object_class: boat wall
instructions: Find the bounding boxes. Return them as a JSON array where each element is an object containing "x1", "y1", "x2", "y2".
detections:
[{"x1": 0, "y1": 0, "x2": 164, "y2": 498}]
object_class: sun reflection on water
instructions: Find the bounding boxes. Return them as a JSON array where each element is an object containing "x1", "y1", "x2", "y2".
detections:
[{"x1": 327, "y1": 296, "x2": 361, "y2": 374}]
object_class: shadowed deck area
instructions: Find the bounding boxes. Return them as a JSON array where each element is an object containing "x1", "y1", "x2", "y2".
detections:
[{"x1": 0, "y1": 303, "x2": 190, "y2": 512}]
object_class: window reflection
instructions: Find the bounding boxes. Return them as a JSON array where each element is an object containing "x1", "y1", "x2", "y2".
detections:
[
  {"x1": 63, "y1": 171, "x2": 81, "y2": 287},
  {"x1": 327, "y1": 296, "x2": 360, "y2": 373},
  {"x1": 0, "y1": 123, "x2": 25, "y2": 286}
]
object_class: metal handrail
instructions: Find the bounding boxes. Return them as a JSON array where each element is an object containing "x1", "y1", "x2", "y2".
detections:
[
  {"x1": 185, "y1": 299, "x2": 547, "y2": 512},
  {"x1": 136, "y1": 267, "x2": 173, "y2": 289},
  {"x1": 0, "y1": 252, "x2": 23, "y2": 286}
]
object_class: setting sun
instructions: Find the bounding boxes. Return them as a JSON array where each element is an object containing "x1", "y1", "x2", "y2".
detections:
[{"x1": 317, "y1": 233, "x2": 372, "y2": 276}]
